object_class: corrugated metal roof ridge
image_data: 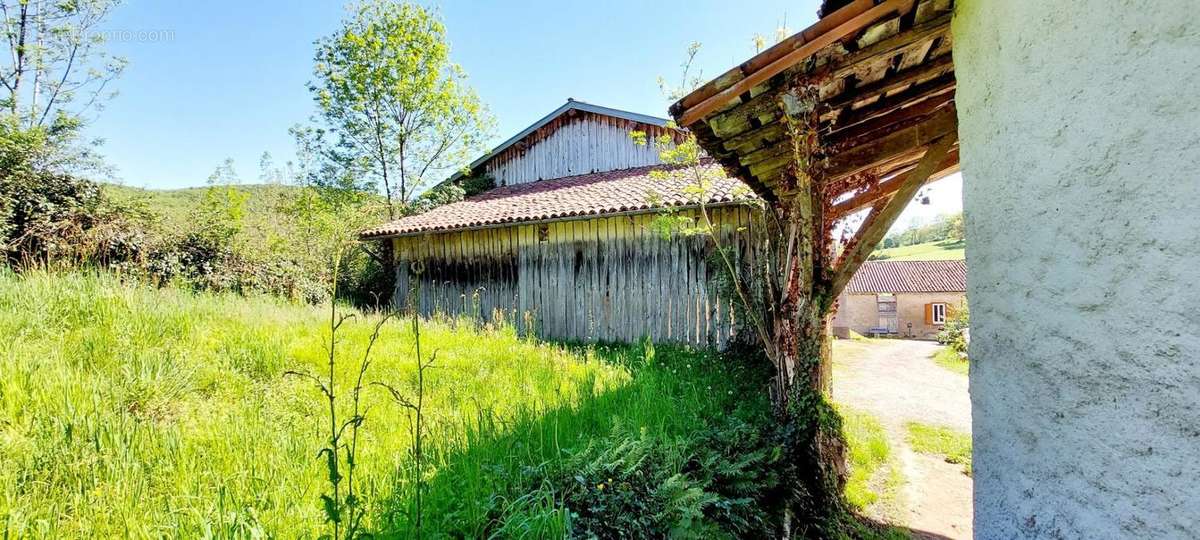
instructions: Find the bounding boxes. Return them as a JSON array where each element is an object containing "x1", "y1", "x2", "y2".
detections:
[{"x1": 844, "y1": 259, "x2": 966, "y2": 293}]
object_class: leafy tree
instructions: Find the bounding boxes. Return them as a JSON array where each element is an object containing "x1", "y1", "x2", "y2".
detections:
[
  {"x1": 195, "y1": 158, "x2": 248, "y2": 247},
  {"x1": 0, "y1": 116, "x2": 143, "y2": 265},
  {"x1": 0, "y1": 0, "x2": 128, "y2": 265},
  {"x1": 0, "y1": 0, "x2": 127, "y2": 129},
  {"x1": 306, "y1": 0, "x2": 493, "y2": 218},
  {"x1": 258, "y1": 151, "x2": 291, "y2": 184}
]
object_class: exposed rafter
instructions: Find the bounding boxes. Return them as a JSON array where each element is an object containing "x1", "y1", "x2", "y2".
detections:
[
  {"x1": 829, "y1": 129, "x2": 958, "y2": 297},
  {"x1": 828, "y1": 149, "x2": 959, "y2": 220}
]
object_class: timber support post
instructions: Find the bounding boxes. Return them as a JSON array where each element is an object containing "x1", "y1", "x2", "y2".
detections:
[{"x1": 669, "y1": 1, "x2": 961, "y2": 533}]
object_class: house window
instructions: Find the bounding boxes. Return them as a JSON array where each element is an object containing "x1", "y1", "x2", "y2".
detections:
[{"x1": 931, "y1": 302, "x2": 947, "y2": 325}]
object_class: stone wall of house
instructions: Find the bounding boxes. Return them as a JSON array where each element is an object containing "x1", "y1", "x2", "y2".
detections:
[
  {"x1": 831, "y1": 294, "x2": 877, "y2": 337},
  {"x1": 954, "y1": 1, "x2": 1199, "y2": 537},
  {"x1": 833, "y1": 291, "x2": 965, "y2": 339}
]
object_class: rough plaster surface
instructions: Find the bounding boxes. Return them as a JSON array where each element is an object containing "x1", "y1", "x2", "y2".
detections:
[{"x1": 953, "y1": 1, "x2": 1199, "y2": 538}]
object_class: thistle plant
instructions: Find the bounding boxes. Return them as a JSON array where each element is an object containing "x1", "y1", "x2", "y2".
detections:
[
  {"x1": 286, "y1": 248, "x2": 394, "y2": 539},
  {"x1": 373, "y1": 262, "x2": 436, "y2": 539}
]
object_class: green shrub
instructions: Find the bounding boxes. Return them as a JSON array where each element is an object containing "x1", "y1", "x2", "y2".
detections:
[
  {"x1": 0, "y1": 117, "x2": 151, "y2": 267},
  {"x1": 936, "y1": 301, "x2": 970, "y2": 354}
]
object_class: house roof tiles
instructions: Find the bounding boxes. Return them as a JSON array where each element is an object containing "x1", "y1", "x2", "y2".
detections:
[
  {"x1": 844, "y1": 259, "x2": 967, "y2": 294},
  {"x1": 360, "y1": 164, "x2": 752, "y2": 238}
]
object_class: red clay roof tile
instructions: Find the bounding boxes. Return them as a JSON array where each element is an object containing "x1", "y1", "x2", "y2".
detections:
[
  {"x1": 361, "y1": 164, "x2": 753, "y2": 238},
  {"x1": 845, "y1": 259, "x2": 967, "y2": 294}
]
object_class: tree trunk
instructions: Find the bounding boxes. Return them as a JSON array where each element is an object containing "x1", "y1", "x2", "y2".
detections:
[{"x1": 770, "y1": 187, "x2": 847, "y2": 533}]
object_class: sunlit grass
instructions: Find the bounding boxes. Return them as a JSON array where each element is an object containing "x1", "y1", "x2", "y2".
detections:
[
  {"x1": 872, "y1": 239, "x2": 965, "y2": 261},
  {"x1": 838, "y1": 405, "x2": 894, "y2": 511},
  {"x1": 931, "y1": 346, "x2": 969, "y2": 376},
  {"x1": 906, "y1": 422, "x2": 972, "y2": 476},
  {"x1": 0, "y1": 270, "x2": 771, "y2": 537}
]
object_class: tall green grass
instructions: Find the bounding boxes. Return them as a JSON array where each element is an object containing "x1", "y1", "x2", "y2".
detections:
[{"x1": 0, "y1": 271, "x2": 775, "y2": 537}]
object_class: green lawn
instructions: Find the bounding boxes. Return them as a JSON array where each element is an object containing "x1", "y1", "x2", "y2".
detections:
[
  {"x1": 905, "y1": 422, "x2": 972, "y2": 476},
  {"x1": 0, "y1": 271, "x2": 776, "y2": 538},
  {"x1": 932, "y1": 346, "x2": 969, "y2": 375},
  {"x1": 871, "y1": 239, "x2": 965, "y2": 261}
]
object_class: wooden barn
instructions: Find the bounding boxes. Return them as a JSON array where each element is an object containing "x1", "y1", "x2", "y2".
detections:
[{"x1": 360, "y1": 100, "x2": 761, "y2": 348}]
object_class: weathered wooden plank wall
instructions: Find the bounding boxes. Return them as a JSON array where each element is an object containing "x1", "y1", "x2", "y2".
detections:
[
  {"x1": 392, "y1": 205, "x2": 761, "y2": 349},
  {"x1": 484, "y1": 112, "x2": 676, "y2": 187}
]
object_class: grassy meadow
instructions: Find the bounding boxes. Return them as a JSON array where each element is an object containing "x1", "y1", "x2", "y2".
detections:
[
  {"x1": 0, "y1": 271, "x2": 777, "y2": 538},
  {"x1": 871, "y1": 239, "x2": 965, "y2": 261}
]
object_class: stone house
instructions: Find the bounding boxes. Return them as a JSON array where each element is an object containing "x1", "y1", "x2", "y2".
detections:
[{"x1": 831, "y1": 259, "x2": 966, "y2": 339}]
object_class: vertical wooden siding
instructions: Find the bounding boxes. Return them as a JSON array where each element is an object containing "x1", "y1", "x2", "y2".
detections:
[
  {"x1": 392, "y1": 206, "x2": 761, "y2": 349},
  {"x1": 484, "y1": 113, "x2": 674, "y2": 186}
]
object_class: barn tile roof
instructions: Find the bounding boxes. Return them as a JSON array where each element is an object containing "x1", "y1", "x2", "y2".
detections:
[
  {"x1": 360, "y1": 164, "x2": 753, "y2": 238},
  {"x1": 844, "y1": 259, "x2": 967, "y2": 294}
]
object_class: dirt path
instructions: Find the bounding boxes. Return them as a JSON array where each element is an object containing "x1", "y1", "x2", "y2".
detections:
[{"x1": 832, "y1": 339, "x2": 972, "y2": 540}]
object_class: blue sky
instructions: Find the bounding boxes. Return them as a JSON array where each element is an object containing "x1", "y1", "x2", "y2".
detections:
[{"x1": 88, "y1": 0, "x2": 960, "y2": 227}]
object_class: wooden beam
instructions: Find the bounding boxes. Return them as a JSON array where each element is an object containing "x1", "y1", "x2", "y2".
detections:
[
  {"x1": 829, "y1": 129, "x2": 957, "y2": 297},
  {"x1": 828, "y1": 148, "x2": 959, "y2": 220},
  {"x1": 822, "y1": 52, "x2": 954, "y2": 114},
  {"x1": 829, "y1": 13, "x2": 951, "y2": 81},
  {"x1": 822, "y1": 105, "x2": 956, "y2": 180},
  {"x1": 674, "y1": 0, "x2": 880, "y2": 113},
  {"x1": 677, "y1": 0, "x2": 914, "y2": 126},
  {"x1": 825, "y1": 87, "x2": 956, "y2": 150},
  {"x1": 825, "y1": 73, "x2": 955, "y2": 135}
]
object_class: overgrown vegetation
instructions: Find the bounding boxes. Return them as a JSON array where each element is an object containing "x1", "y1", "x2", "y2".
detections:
[
  {"x1": 0, "y1": 135, "x2": 394, "y2": 303},
  {"x1": 905, "y1": 422, "x2": 972, "y2": 476},
  {"x1": 936, "y1": 302, "x2": 969, "y2": 353},
  {"x1": 933, "y1": 302, "x2": 969, "y2": 375},
  {"x1": 633, "y1": 44, "x2": 874, "y2": 535},
  {"x1": 0, "y1": 3, "x2": 911, "y2": 535},
  {"x1": 0, "y1": 271, "x2": 787, "y2": 538}
]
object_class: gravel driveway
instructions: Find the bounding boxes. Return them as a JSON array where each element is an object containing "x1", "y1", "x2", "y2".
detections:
[{"x1": 832, "y1": 338, "x2": 972, "y2": 540}]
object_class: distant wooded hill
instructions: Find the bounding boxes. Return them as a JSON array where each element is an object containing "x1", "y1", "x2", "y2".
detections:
[
  {"x1": 871, "y1": 212, "x2": 965, "y2": 261},
  {"x1": 103, "y1": 183, "x2": 300, "y2": 240},
  {"x1": 871, "y1": 239, "x2": 965, "y2": 261}
]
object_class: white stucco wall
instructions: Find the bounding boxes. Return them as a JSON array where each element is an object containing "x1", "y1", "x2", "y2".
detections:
[{"x1": 954, "y1": 1, "x2": 1199, "y2": 538}]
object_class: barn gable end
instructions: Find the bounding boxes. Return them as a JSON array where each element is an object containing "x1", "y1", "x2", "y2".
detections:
[
  {"x1": 360, "y1": 100, "x2": 764, "y2": 349},
  {"x1": 453, "y1": 99, "x2": 683, "y2": 187}
]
